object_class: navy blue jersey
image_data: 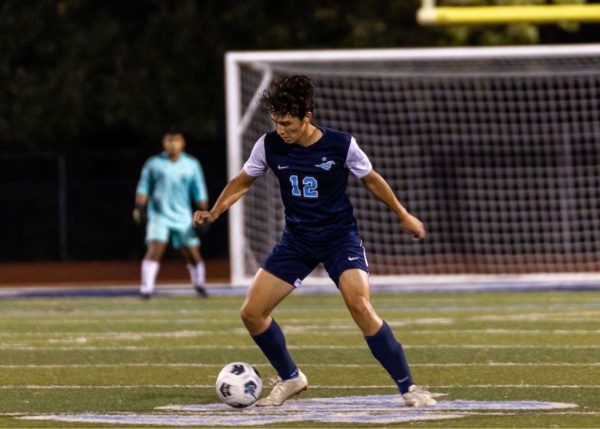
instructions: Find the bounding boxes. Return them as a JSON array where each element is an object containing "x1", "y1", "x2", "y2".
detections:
[{"x1": 243, "y1": 126, "x2": 372, "y2": 242}]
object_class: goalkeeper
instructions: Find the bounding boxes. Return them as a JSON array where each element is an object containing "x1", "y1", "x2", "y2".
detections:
[
  {"x1": 193, "y1": 76, "x2": 436, "y2": 407},
  {"x1": 134, "y1": 127, "x2": 209, "y2": 298}
]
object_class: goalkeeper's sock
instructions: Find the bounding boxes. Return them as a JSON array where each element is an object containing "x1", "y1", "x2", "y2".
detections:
[
  {"x1": 365, "y1": 320, "x2": 413, "y2": 394},
  {"x1": 187, "y1": 261, "x2": 206, "y2": 286},
  {"x1": 141, "y1": 259, "x2": 160, "y2": 295},
  {"x1": 251, "y1": 319, "x2": 299, "y2": 380}
]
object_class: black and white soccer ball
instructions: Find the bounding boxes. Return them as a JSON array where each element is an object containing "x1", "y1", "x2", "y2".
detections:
[{"x1": 215, "y1": 362, "x2": 263, "y2": 408}]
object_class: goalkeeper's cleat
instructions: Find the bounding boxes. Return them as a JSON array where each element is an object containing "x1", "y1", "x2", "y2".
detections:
[
  {"x1": 402, "y1": 385, "x2": 437, "y2": 407},
  {"x1": 255, "y1": 370, "x2": 308, "y2": 407},
  {"x1": 140, "y1": 292, "x2": 152, "y2": 300},
  {"x1": 194, "y1": 284, "x2": 208, "y2": 298}
]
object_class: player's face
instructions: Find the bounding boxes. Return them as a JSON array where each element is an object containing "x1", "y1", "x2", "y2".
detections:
[
  {"x1": 271, "y1": 113, "x2": 310, "y2": 144},
  {"x1": 163, "y1": 134, "x2": 185, "y2": 156}
]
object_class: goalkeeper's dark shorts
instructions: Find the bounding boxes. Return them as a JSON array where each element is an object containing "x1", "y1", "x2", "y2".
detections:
[{"x1": 260, "y1": 229, "x2": 368, "y2": 288}]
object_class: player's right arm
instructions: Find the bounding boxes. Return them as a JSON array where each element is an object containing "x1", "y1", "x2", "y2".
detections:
[
  {"x1": 195, "y1": 135, "x2": 267, "y2": 227},
  {"x1": 193, "y1": 170, "x2": 256, "y2": 227},
  {"x1": 194, "y1": 135, "x2": 268, "y2": 227},
  {"x1": 360, "y1": 170, "x2": 426, "y2": 240},
  {"x1": 133, "y1": 159, "x2": 153, "y2": 225},
  {"x1": 345, "y1": 136, "x2": 425, "y2": 240},
  {"x1": 133, "y1": 193, "x2": 148, "y2": 224}
]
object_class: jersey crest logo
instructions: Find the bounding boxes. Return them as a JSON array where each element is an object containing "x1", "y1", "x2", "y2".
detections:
[{"x1": 314, "y1": 160, "x2": 336, "y2": 171}]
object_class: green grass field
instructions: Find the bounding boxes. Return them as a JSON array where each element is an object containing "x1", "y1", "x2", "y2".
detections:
[{"x1": 0, "y1": 290, "x2": 599, "y2": 427}]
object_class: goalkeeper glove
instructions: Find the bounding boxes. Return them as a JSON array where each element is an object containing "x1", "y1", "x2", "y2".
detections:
[{"x1": 132, "y1": 204, "x2": 147, "y2": 225}]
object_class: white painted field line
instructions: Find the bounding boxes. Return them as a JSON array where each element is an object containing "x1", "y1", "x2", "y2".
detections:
[
  {"x1": 470, "y1": 312, "x2": 600, "y2": 321},
  {"x1": 2, "y1": 344, "x2": 600, "y2": 351},
  {"x1": 0, "y1": 319, "x2": 456, "y2": 327},
  {"x1": 0, "y1": 362, "x2": 598, "y2": 369},
  {"x1": 433, "y1": 385, "x2": 600, "y2": 389},
  {"x1": 287, "y1": 328, "x2": 600, "y2": 335},
  {"x1": 0, "y1": 319, "x2": 207, "y2": 325},
  {"x1": 2, "y1": 328, "x2": 600, "y2": 339},
  {"x1": 0, "y1": 305, "x2": 593, "y2": 317},
  {"x1": 404, "y1": 329, "x2": 600, "y2": 335},
  {"x1": 0, "y1": 384, "x2": 598, "y2": 390},
  {"x1": 4, "y1": 312, "x2": 598, "y2": 323},
  {"x1": 0, "y1": 331, "x2": 216, "y2": 338}
]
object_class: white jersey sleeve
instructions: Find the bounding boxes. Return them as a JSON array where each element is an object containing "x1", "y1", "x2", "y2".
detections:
[
  {"x1": 242, "y1": 135, "x2": 269, "y2": 177},
  {"x1": 345, "y1": 137, "x2": 373, "y2": 178}
]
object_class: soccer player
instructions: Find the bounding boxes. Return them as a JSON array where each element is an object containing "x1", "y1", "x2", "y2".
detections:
[
  {"x1": 193, "y1": 76, "x2": 436, "y2": 407},
  {"x1": 134, "y1": 127, "x2": 209, "y2": 298}
]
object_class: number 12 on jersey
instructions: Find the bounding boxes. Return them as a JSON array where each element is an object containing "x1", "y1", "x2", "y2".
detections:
[{"x1": 290, "y1": 175, "x2": 318, "y2": 198}]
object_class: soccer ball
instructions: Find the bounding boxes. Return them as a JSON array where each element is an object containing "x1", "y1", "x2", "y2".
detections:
[{"x1": 215, "y1": 362, "x2": 263, "y2": 408}]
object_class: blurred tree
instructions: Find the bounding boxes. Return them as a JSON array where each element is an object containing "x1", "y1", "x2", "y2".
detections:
[{"x1": 0, "y1": 0, "x2": 598, "y2": 153}]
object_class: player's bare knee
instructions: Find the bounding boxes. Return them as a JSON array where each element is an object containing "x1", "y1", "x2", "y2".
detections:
[
  {"x1": 240, "y1": 305, "x2": 264, "y2": 330},
  {"x1": 239, "y1": 305, "x2": 251, "y2": 323},
  {"x1": 346, "y1": 297, "x2": 373, "y2": 319}
]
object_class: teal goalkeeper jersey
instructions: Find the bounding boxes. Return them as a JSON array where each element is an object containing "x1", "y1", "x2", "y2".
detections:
[{"x1": 136, "y1": 152, "x2": 208, "y2": 229}]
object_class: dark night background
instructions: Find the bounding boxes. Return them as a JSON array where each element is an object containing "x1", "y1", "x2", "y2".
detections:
[{"x1": 2, "y1": 0, "x2": 600, "y2": 263}]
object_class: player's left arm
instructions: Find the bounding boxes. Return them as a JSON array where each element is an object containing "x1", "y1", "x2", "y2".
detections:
[{"x1": 360, "y1": 170, "x2": 426, "y2": 240}]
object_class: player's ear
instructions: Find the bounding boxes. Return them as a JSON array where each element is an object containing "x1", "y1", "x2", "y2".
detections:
[{"x1": 303, "y1": 112, "x2": 313, "y2": 123}]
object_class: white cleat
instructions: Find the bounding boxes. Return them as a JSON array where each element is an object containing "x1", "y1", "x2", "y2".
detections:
[
  {"x1": 255, "y1": 370, "x2": 308, "y2": 407},
  {"x1": 402, "y1": 385, "x2": 437, "y2": 407}
]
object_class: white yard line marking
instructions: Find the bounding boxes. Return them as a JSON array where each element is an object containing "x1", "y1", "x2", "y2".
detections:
[
  {"x1": 29, "y1": 411, "x2": 600, "y2": 417},
  {"x1": 0, "y1": 304, "x2": 596, "y2": 318},
  {"x1": 470, "y1": 312, "x2": 600, "y2": 322},
  {"x1": 0, "y1": 318, "x2": 455, "y2": 327},
  {"x1": 0, "y1": 331, "x2": 215, "y2": 338},
  {"x1": 433, "y1": 385, "x2": 600, "y2": 389},
  {"x1": 0, "y1": 362, "x2": 598, "y2": 369},
  {"x1": 0, "y1": 319, "x2": 208, "y2": 324},
  {"x1": 2, "y1": 344, "x2": 600, "y2": 350},
  {"x1": 0, "y1": 384, "x2": 598, "y2": 390},
  {"x1": 2, "y1": 328, "x2": 600, "y2": 339}
]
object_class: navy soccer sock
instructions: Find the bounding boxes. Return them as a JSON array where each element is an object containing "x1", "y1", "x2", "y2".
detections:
[
  {"x1": 251, "y1": 319, "x2": 299, "y2": 380},
  {"x1": 365, "y1": 321, "x2": 414, "y2": 394}
]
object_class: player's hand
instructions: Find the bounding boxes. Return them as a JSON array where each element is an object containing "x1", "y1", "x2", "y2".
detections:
[
  {"x1": 399, "y1": 213, "x2": 426, "y2": 241},
  {"x1": 132, "y1": 207, "x2": 147, "y2": 225},
  {"x1": 193, "y1": 210, "x2": 217, "y2": 228}
]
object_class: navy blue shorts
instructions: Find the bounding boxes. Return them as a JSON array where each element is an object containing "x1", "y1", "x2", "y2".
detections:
[{"x1": 261, "y1": 230, "x2": 369, "y2": 287}]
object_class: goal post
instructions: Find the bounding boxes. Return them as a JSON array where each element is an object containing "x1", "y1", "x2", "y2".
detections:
[{"x1": 225, "y1": 45, "x2": 600, "y2": 287}]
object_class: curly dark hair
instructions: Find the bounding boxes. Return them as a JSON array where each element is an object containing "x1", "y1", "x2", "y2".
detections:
[{"x1": 260, "y1": 75, "x2": 315, "y2": 119}]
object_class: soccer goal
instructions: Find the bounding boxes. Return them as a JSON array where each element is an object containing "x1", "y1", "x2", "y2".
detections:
[{"x1": 225, "y1": 45, "x2": 600, "y2": 287}]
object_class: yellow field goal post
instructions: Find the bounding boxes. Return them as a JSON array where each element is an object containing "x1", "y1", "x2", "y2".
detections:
[{"x1": 417, "y1": 0, "x2": 600, "y2": 25}]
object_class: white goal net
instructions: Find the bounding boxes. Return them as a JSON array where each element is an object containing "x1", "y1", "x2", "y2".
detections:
[{"x1": 225, "y1": 45, "x2": 600, "y2": 286}]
